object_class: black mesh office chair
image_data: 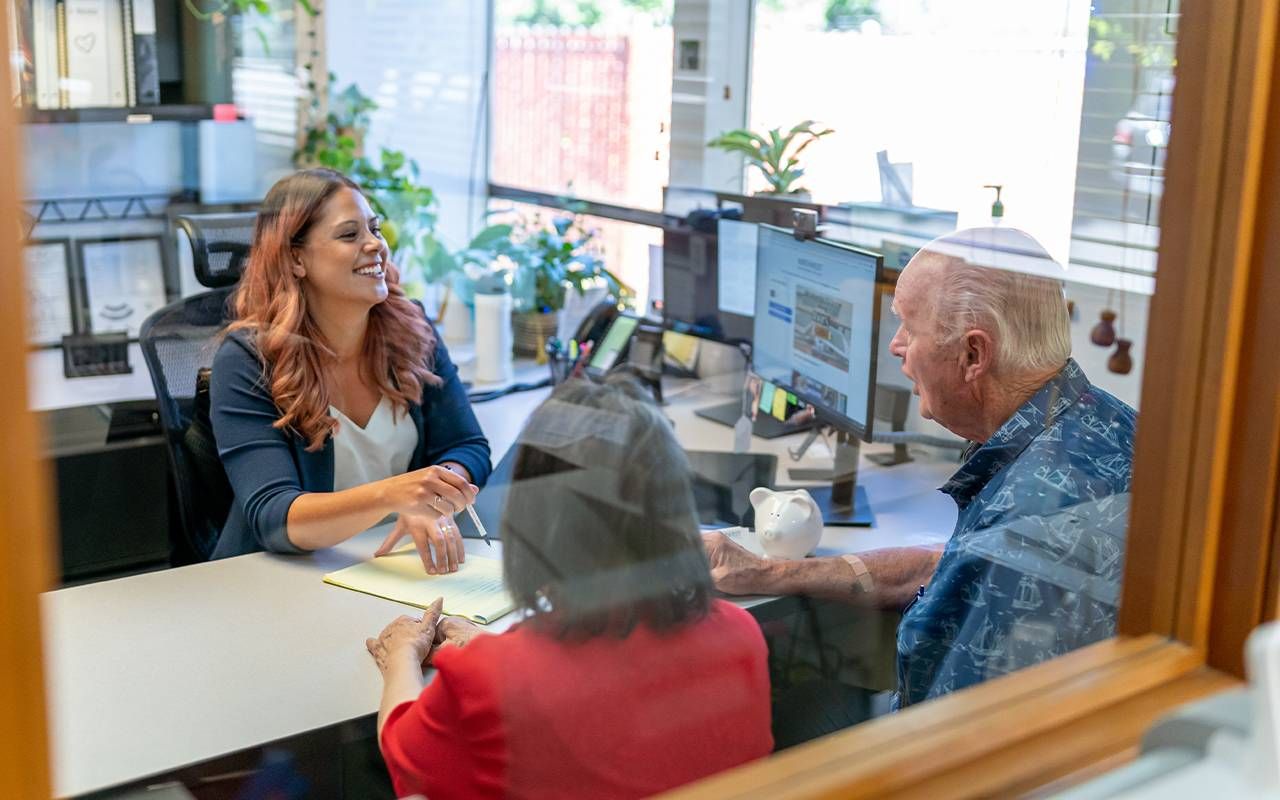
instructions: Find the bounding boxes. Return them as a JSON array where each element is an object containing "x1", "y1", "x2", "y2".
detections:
[{"x1": 140, "y1": 211, "x2": 257, "y2": 563}]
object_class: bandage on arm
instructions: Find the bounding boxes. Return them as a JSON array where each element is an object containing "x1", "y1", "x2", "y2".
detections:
[{"x1": 841, "y1": 553, "x2": 875, "y2": 595}]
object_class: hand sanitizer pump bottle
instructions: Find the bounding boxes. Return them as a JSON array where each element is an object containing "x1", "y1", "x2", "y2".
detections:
[{"x1": 984, "y1": 184, "x2": 1005, "y2": 226}]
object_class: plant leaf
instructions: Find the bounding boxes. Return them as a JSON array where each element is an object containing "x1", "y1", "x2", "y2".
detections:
[{"x1": 468, "y1": 223, "x2": 514, "y2": 250}]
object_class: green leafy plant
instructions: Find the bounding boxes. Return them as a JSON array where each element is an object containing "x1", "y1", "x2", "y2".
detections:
[
  {"x1": 511, "y1": 0, "x2": 672, "y2": 27},
  {"x1": 707, "y1": 121, "x2": 835, "y2": 195},
  {"x1": 1088, "y1": 17, "x2": 1176, "y2": 68},
  {"x1": 184, "y1": 0, "x2": 316, "y2": 53},
  {"x1": 824, "y1": 0, "x2": 880, "y2": 32},
  {"x1": 184, "y1": 0, "x2": 316, "y2": 20},
  {"x1": 477, "y1": 204, "x2": 630, "y2": 314},
  {"x1": 294, "y1": 76, "x2": 457, "y2": 295}
]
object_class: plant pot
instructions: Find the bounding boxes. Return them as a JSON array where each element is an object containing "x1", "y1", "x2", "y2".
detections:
[{"x1": 511, "y1": 309, "x2": 560, "y2": 357}]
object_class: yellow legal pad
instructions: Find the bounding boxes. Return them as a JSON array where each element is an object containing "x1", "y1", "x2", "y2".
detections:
[{"x1": 323, "y1": 549, "x2": 516, "y2": 625}]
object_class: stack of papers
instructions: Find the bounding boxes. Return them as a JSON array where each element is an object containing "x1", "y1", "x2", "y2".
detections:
[{"x1": 323, "y1": 550, "x2": 516, "y2": 625}]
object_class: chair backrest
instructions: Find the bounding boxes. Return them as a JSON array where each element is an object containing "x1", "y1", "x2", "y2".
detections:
[
  {"x1": 140, "y1": 288, "x2": 235, "y2": 562},
  {"x1": 175, "y1": 212, "x2": 258, "y2": 288}
]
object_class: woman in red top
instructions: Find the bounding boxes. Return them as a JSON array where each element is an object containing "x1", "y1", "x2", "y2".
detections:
[{"x1": 366, "y1": 377, "x2": 773, "y2": 799}]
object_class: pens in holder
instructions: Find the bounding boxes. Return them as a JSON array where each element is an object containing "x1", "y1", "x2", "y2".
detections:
[
  {"x1": 544, "y1": 337, "x2": 562, "y2": 384},
  {"x1": 465, "y1": 504, "x2": 491, "y2": 547}
]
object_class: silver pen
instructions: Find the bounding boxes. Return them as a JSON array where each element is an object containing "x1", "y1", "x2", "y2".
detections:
[{"x1": 465, "y1": 503, "x2": 492, "y2": 547}]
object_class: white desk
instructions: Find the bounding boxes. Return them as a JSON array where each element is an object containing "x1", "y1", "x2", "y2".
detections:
[{"x1": 41, "y1": 379, "x2": 957, "y2": 798}]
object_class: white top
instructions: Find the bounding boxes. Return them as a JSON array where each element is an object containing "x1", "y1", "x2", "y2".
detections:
[{"x1": 329, "y1": 395, "x2": 418, "y2": 492}]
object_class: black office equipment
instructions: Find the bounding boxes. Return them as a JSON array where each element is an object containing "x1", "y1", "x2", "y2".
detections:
[
  {"x1": 661, "y1": 215, "x2": 754, "y2": 346},
  {"x1": 684, "y1": 450, "x2": 777, "y2": 527},
  {"x1": 585, "y1": 313, "x2": 640, "y2": 377},
  {"x1": 751, "y1": 222, "x2": 884, "y2": 526},
  {"x1": 139, "y1": 211, "x2": 255, "y2": 563},
  {"x1": 61, "y1": 332, "x2": 132, "y2": 377},
  {"x1": 693, "y1": 377, "x2": 813, "y2": 440},
  {"x1": 43, "y1": 401, "x2": 171, "y2": 581}
]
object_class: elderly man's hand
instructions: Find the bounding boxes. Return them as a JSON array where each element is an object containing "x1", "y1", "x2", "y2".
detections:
[{"x1": 702, "y1": 531, "x2": 772, "y2": 595}]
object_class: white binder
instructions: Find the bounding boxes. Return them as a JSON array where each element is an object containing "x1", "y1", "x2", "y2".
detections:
[{"x1": 63, "y1": 0, "x2": 126, "y2": 108}]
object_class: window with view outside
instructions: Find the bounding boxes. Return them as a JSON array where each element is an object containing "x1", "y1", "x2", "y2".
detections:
[
  {"x1": 678, "y1": 0, "x2": 1181, "y2": 742},
  {"x1": 491, "y1": 0, "x2": 674, "y2": 211},
  {"x1": 748, "y1": 0, "x2": 1172, "y2": 283},
  {"x1": 1067, "y1": 0, "x2": 1177, "y2": 278}
]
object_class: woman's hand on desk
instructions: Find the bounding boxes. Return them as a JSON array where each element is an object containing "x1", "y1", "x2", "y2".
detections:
[
  {"x1": 379, "y1": 464, "x2": 478, "y2": 518},
  {"x1": 702, "y1": 531, "x2": 770, "y2": 595},
  {"x1": 375, "y1": 512, "x2": 465, "y2": 574},
  {"x1": 367, "y1": 597, "x2": 445, "y2": 671}
]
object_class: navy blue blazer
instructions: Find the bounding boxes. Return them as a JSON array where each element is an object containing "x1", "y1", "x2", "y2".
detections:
[{"x1": 208, "y1": 329, "x2": 492, "y2": 559}]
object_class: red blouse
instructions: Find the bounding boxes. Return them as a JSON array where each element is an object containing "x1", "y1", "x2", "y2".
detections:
[{"x1": 380, "y1": 599, "x2": 773, "y2": 799}]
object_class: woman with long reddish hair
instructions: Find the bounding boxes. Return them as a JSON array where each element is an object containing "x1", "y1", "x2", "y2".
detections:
[{"x1": 209, "y1": 168, "x2": 491, "y2": 572}]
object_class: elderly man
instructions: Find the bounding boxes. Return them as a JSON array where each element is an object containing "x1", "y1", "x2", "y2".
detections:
[{"x1": 704, "y1": 227, "x2": 1136, "y2": 716}]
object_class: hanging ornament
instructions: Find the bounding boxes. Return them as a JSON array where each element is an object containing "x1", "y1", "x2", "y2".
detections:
[
  {"x1": 1108, "y1": 338, "x2": 1134, "y2": 375},
  {"x1": 1066, "y1": 299, "x2": 1078, "y2": 321},
  {"x1": 1091, "y1": 309, "x2": 1117, "y2": 347}
]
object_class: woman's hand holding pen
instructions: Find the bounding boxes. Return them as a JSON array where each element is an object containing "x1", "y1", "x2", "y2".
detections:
[
  {"x1": 374, "y1": 465, "x2": 478, "y2": 573},
  {"x1": 379, "y1": 464, "x2": 478, "y2": 518}
]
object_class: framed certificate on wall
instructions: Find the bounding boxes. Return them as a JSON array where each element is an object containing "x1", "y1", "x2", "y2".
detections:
[
  {"x1": 76, "y1": 235, "x2": 169, "y2": 339},
  {"x1": 22, "y1": 238, "x2": 78, "y2": 346}
]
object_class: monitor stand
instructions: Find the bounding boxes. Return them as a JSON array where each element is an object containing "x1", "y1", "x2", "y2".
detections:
[
  {"x1": 781, "y1": 430, "x2": 874, "y2": 527},
  {"x1": 694, "y1": 399, "x2": 815, "y2": 440}
]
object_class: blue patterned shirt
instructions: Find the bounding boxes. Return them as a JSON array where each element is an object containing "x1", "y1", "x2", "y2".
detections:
[{"x1": 894, "y1": 359, "x2": 1137, "y2": 708}]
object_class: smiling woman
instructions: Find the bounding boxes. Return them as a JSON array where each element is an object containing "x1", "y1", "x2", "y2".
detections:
[{"x1": 208, "y1": 168, "x2": 494, "y2": 572}]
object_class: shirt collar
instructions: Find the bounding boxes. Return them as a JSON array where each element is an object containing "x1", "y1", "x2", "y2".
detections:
[{"x1": 941, "y1": 358, "x2": 1091, "y2": 507}]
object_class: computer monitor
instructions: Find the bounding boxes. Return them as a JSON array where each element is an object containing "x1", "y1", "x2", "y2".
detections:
[
  {"x1": 751, "y1": 224, "x2": 883, "y2": 525},
  {"x1": 751, "y1": 224, "x2": 882, "y2": 441},
  {"x1": 660, "y1": 219, "x2": 755, "y2": 344}
]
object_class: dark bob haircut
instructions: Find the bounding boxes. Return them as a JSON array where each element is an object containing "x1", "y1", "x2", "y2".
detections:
[{"x1": 500, "y1": 375, "x2": 712, "y2": 639}]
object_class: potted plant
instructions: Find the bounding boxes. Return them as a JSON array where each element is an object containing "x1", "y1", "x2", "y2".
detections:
[
  {"x1": 485, "y1": 204, "x2": 630, "y2": 356},
  {"x1": 707, "y1": 120, "x2": 835, "y2": 197}
]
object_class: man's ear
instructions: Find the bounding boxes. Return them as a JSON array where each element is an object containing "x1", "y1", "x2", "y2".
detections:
[
  {"x1": 962, "y1": 329, "x2": 996, "y2": 383},
  {"x1": 289, "y1": 247, "x2": 306, "y2": 278}
]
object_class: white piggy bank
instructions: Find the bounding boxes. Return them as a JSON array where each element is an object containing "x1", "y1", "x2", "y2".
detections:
[{"x1": 749, "y1": 487, "x2": 822, "y2": 560}]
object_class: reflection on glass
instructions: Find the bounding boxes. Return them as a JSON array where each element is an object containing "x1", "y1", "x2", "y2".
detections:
[
  {"x1": 373, "y1": 377, "x2": 774, "y2": 798},
  {"x1": 706, "y1": 227, "x2": 1137, "y2": 743}
]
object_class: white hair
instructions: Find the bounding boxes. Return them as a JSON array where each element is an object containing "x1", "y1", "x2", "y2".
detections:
[{"x1": 916, "y1": 228, "x2": 1071, "y2": 376}]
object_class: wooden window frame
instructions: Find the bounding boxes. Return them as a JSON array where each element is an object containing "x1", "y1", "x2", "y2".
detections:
[
  {"x1": 0, "y1": 0, "x2": 54, "y2": 793},
  {"x1": 1, "y1": 1, "x2": 1278, "y2": 798}
]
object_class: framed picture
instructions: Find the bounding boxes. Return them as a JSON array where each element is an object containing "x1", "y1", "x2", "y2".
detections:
[
  {"x1": 75, "y1": 235, "x2": 169, "y2": 339},
  {"x1": 22, "y1": 238, "x2": 78, "y2": 346}
]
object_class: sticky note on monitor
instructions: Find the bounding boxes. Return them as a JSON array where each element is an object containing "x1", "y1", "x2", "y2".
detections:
[
  {"x1": 759, "y1": 381, "x2": 777, "y2": 415},
  {"x1": 771, "y1": 386, "x2": 788, "y2": 420}
]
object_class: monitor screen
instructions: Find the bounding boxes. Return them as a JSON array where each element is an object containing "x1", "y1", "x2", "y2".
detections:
[
  {"x1": 751, "y1": 224, "x2": 882, "y2": 438},
  {"x1": 661, "y1": 222, "x2": 754, "y2": 344},
  {"x1": 588, "y1": 314, "x2": 639, "y2": 374},
  {"x1": 716, "y1": 219, "x2": 758, "y2": 318}
]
